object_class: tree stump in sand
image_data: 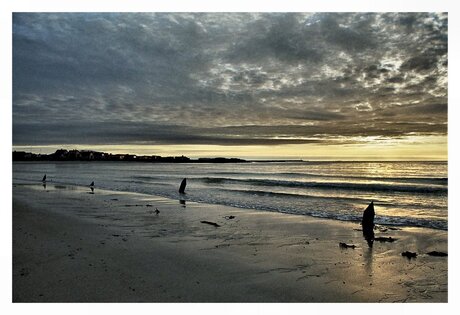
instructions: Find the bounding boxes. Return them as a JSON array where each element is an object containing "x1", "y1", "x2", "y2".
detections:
[
  {"x1": 362, "y1": 201, "x2": 375, "y2": 247},
  {"x1": 179, "y1": 178, "x2": 187, "y2": 194},
  {"x1": 362, "y1": 201, "x2": 375, "y2": 234}
]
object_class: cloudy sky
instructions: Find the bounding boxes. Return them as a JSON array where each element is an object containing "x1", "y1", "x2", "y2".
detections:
[{"x1": 12, "y1": 12, "x2": 447, "y2": 159}]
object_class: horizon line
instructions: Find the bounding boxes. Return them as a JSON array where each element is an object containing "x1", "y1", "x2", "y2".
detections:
[{"x1": 12, "y1": 148, "x2": 447, "y2": 163}]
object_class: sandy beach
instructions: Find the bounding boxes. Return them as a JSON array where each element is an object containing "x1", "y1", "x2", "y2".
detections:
[{"x1": 12, "y1": 184, "x2": 447, "y2": 302}]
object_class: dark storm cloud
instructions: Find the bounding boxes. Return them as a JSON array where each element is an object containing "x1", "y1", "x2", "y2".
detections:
[
  {"x1": 13, "y1": 121, "x2": 325, "y2": 146},
  {"x1": 13, "y1": 13, "x2": 447, "y2": 147}
]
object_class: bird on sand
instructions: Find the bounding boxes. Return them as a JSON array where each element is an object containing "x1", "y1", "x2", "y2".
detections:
[
  {"x1": 148, "y1": 208, "x2": 160, "y2": 215},
  {"x1": 42, "y1": 174, "x2": 46, "y2": 182},
  {"x1": 89, "y1": 181, "x2": 94, "y2": 187}
]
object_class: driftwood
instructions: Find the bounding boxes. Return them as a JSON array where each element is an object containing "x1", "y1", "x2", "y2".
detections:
[
  {"x1": 339, "y1": 242, "x2": 356, "y2": 249},
  {"x1": 427, "y1": 251, "x2": 447, "y2": 257},
  {"x1": 200, "y1": 220, "x2": 221, "y2": 227}
]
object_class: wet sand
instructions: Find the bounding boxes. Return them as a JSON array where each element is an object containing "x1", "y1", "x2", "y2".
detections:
[{"x1": 12, "y1": 184, "x2": 447, "y2": 302}]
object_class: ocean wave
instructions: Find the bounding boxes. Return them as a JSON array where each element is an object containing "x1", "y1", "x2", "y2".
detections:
[
  {"x1": 13, "y1": 161, "x2": 448, "y2": 231},
  {"x1": 302, "y1": 211, "x2": 447, "y2": 230},
  {"x1": 12, "y1": 176, "x2": 448, "y2": 231},
  {"x1": 217, "y1": 188, "x2": 446, "y2": 210},
  {"x1": 211, "y1": 171, "x2": 447, "y2": 185},
  {"x1": 131, "y1": 172, "x2": 448, "y2": 189},
  {"x1": 201, "y1": 177, "x2": 447, "y2": 194},
  {"x1": 169, "y1": 191, "x2": 448, "y2": 230},
  {"x1": 221, "y1": 188, "x2": 365, "y2": 202}
]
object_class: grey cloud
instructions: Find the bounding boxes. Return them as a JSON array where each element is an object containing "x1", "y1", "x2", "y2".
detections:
[
  {"x1": 400, "y1": 102, "x2": 447, "y2": 115},
  {"x1": 224, "y1": 13, "x2": 323, "y2": 64},
  {"x1": 318, "y1": 13, "x2": 377, "y2": 52},
  {"x1": 401, "y1": 55, "x2": 439, "y2": 72},
  {"x1": 386, "y1": 76, "x2": 404, "y2": 83},
  {"x1": 284, "y1": 109, "x2": 347, "y2": 121},
  {"x1": 13, "y1": 13, "x2": 448, "y2": 147}
]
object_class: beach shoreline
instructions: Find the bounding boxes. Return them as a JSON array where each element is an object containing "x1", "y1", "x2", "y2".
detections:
[{"x1": 12, "y1": 184, "x2": 448, "y2": 302}]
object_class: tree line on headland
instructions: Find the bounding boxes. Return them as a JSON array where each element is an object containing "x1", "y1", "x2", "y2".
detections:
[{"x1": 12, "y1": 149, "x2": 248, "y2": 163}]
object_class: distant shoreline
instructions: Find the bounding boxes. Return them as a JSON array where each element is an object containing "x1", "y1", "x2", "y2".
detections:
[
  {"x1": 13, "y1": 149, "x2": 249, "y2": 163},
  {"x1": 12, "y1": 149, "x2": 447, "y2": 163},
  {"x1": 12, "y1": 158, "x2": 447, "y2": 164}
]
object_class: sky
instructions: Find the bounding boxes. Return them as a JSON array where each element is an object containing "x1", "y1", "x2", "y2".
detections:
[{"x1": 12, "y1": 12, "x2": 448, "y2": 160}]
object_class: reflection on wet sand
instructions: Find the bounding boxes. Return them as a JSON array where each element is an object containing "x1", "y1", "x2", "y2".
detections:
[{"x1": 363, "y1": 245, "x2": 374, "y2": 276}]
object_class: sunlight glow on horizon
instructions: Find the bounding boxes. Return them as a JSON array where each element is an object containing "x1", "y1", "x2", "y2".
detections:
[{"x1": 13, "y1": 134, "x2": 447, "y2": 161}]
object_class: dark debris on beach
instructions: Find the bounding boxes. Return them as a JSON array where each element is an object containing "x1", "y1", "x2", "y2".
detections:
[
  {"x1": 427, "y1": 251, "x2": 448, "y2": 257},
  {"x1": 374, "y1": 237, "x2": 397, "y2": 243},
  {"x1": 339, "y1": 242, "x2": 356, "y2": 249},
  {"x1": 200, "y1": 221, "x2": 221, "y2": 227},
  {"x1": 401, "y1": 251, "x2": 417, "y2": 259}
]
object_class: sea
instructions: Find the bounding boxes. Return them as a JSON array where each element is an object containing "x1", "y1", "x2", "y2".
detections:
[{"x1": 12, "y1": 161, "x2": 448, "y2": 230}]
